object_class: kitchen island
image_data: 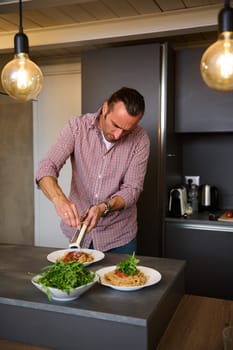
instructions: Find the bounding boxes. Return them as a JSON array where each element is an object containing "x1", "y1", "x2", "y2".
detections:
[{"x1": 0, "y1": 245, "x2": 185, "y2": 350}]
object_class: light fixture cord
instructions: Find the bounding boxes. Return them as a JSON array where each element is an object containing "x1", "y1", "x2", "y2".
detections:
[
  {"x1": 19, "y1": 0, "x2": 23, "y2": 33},
  {"x1": 14, "y1": 0, "x2": 29, "y2": 54}
]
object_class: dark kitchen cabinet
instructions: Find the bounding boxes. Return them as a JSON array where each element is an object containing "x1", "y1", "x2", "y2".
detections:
[
  {"x1": 81, "y1": 43, "x2": 177, "y2": 256},
  {"x1": 164, "y1": 221, "x2": 233, "y2": 299},
  {"x1": 175, "y1": 47, "x2": 233, "y2": 133}
]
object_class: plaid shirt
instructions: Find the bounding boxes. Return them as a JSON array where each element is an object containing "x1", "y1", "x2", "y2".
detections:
[{"x1": 36, "y1": 108, "x2": 150, "y2": 252}]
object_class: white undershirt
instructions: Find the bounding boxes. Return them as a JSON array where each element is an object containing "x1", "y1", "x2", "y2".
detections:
[{"x1": 101, "y1": 132, "x2": 113, "y2": 150}]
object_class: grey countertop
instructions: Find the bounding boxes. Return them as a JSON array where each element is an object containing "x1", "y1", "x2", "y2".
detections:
[
  {"x1": 0, "y1": 244, "x2": 185, "y2": 326},
  {"x1": 166, "y1": 211, "x2": 233, "y2": 232}
]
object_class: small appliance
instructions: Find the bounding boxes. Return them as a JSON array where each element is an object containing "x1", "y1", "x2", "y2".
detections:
[
  {"x1": 168, "y1": 186, "x2": 188, "y2": 217},
  {"x1": 199, "y1": 184, "x2": 219, "y2": 211}
]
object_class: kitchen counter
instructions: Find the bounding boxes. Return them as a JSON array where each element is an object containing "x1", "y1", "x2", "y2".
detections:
[
  {"x1": 0, "y1": 244, "x2": 185, "y2": 350},
  {"x1": 166, "y1": 211, "x2": 233, "y2": 232},
  {"x1": 164, "y1": 218, "x2": 233, "y2": 299}
]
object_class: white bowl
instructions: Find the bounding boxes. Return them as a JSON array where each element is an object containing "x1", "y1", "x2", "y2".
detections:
[{"x1": 32, "y1": 274, "x2": 99, "y2": 301}]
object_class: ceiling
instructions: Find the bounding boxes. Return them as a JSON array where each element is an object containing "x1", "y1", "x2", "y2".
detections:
[{"x1": 0, "y1": 0, "x2": 225, "y2": 64}]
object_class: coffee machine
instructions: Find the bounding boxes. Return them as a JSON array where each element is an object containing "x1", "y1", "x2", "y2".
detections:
[{"x1": 168, "y1": 186, "x2": 188, "y2": 217}]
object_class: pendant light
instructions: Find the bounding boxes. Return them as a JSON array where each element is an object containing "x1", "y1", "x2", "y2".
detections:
[
  {"x1": 200, "y1": 0, "x2": 233, "y2": 91},
  {"x1": 1, "y1": 0, "x2": 43, "y2": 102}
]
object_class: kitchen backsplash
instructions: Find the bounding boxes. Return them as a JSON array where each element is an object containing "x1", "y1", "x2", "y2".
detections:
[{"x1": 181, "y1": 133, "x2": 233, "y2": 210}]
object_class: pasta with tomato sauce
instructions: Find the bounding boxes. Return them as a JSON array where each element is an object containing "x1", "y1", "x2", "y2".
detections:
[
  {"x1": 60, "y1": 251, "x2": 94, "y2": 263},
  {"x1": 102, "y1": 268, "x2": 147, "y2": 287}
]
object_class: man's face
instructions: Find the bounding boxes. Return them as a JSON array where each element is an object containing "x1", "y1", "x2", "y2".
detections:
[{"x1": 100, "y1": 101, "x2": 142, "y2": 142}]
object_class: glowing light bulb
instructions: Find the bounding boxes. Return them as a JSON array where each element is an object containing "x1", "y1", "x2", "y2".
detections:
[
  {"x1": 200, "y1": 32, "x2": 233, "y2": 91},
  {"x1": 1, "y1": 0, "x2": 43, "y2": 103},
  {"x1": 200, "y1": 2, "x2": 233, "y2": 91},
  {"x1": 1, "y1": 52, "x2": 43, "y2": 102}
]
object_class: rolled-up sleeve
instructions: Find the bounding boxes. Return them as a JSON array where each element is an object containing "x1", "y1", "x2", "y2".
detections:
[{"x1": 36, "y1": 119, "x2": 76, "y2": 184}]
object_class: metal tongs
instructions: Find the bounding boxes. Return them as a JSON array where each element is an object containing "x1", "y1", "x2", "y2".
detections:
[{"x1": 69, "y1": 223, "x2": 87, "y2": 249}]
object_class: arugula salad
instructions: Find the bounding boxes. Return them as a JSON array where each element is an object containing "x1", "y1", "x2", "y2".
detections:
[
  {"x1": 35, "y1": 260, "x2": 95, "y2": 299},
  {"x1": 116, "y1": 252, "x2": 140, "y2": 276}
]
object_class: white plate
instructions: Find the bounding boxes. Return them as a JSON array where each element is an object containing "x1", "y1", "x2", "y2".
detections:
[
  {"x1": 47, "y1": 248, "x2": 105, "y2": 266},
  {"x1": 32, "y1": 274, "x2": 99, "y2": 301},
  {"x1": 96, "y1": 265, "x2": 162, "y2": 291}
]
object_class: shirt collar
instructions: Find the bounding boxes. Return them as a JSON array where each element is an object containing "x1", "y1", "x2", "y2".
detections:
[{"x1": 89, "y1": 107, "x2": 102, "y2": 129}]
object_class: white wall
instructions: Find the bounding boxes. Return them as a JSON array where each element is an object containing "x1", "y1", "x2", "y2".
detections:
[{"x1": 33, "y1": 61, "x2": 81, "y2": 248}]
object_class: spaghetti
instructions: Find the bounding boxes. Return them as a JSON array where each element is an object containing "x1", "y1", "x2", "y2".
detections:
[
  {"x1": 102, "y1": 268, "x2": 147, "y2": 287},
  {"x1": 60, "y1": 251, "x2": 94, "y2": 263}
]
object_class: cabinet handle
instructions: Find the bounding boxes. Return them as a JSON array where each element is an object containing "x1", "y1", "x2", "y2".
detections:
[{"x1": 167, "y1": 153, "x2": 176, "y2": 157}]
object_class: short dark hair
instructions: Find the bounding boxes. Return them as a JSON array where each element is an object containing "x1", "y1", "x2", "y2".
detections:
[{"x1": 107, "y1": 87, "x2": 145, "y2": 117}]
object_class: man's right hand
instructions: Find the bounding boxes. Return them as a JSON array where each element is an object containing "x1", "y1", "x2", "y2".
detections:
[
  {"x1": 38, "y1": 176, "x2": 81, "y2": 228},
  {"x1": 52, "y1": 195, "x2": 81, "y2": 228}
]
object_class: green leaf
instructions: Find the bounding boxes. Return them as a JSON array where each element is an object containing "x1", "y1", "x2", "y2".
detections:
[
  {"x1": 116, "y1": 252, "x2": 140, "y2": 276},
  {"x1": 36, "y1": 260, "x2": 95, "y2": 299}
]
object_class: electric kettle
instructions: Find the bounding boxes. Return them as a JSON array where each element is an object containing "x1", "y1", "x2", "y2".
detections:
[{"x1": 199, "y1": 184, "x2": 219, "y2": 211}]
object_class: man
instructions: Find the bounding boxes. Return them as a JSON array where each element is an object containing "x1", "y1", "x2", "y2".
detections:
[{"x1": 36, "y1": 87, "x2": 150, "y2": 253}]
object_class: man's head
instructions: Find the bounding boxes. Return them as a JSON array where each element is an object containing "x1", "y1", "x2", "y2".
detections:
[{"x1": 100, "y1": 87, "x2": 145, "y2": 142}]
